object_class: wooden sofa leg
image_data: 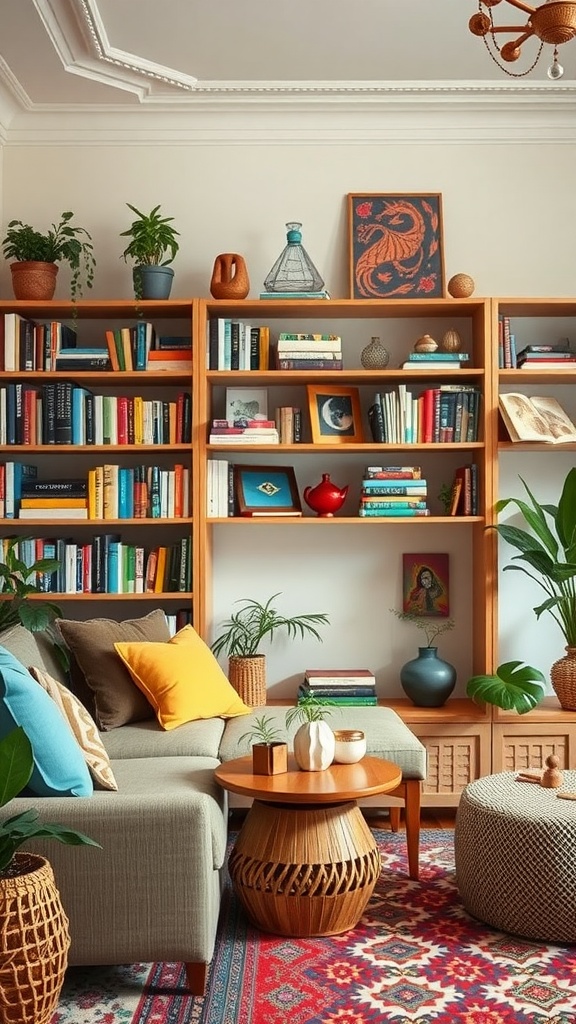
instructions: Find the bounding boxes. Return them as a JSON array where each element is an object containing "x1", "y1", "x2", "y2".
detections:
[
  {"x1": 404, "y1": 779, "x2": 422, "y2": 882},
  {"x1": 389, "y1": 806, "x2": 401, "y2": 832},
  {"x1": 185, "y1": 961, "x2": 208, "y2": 996}
]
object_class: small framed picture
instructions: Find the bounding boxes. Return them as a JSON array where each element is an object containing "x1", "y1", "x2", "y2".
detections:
[
  {"x1": 225, "y1": 387, "x2": 268, "y2": 426},
  {"x1": 348, "y1": 193, "x2": 445, "y2": 300},
  {"x1": 234, "y1": 464, "x2": 302, "y2": 517},
  {"x1": 307, "y1": 384, "x2": 363, "y2": 444},
  {"x1": 402, "y1": 553, "x2": 450, "y2": 617}
]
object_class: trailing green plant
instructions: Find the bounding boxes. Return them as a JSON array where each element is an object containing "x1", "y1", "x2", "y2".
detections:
[
  {"x1": 438, "y1": 482, "x2": 453, "y2": 514},
  {"x1": 285, "y1": 695, "x2": 337, "y2": 729},
  {"x1": 0, "y1": 538, "x2": 62, "y2": 634},
  {"x1": 390, "y1": 609, "x2": 455, "y2": 648},
  {"x1": 2, "y1": 212, "x2": 96, "y2": 301},
  {"x1": 119, "y1": 203, "x2": 180, "y2": 267},
  {"x1": 466, "y1": 661, "x2": 546, "y2": 715},
  {"x1": 211, "y1": 593, "x2": 329, "y2": 659},
  {"x1": 0, "y1": 726, "x2": 100, "y2": 877},
  {"x1": 238, "y1": 714, "x2": 286, "y2": 746},
  {"x1": 489, "y1": 468, "x2": 576, "y2": 646}
]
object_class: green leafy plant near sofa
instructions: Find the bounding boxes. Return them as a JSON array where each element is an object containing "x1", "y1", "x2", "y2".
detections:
[
  {"x1": 211, "y1": 593, "x2": 329, "y2": 658},
  {"x1": 0, "y1": 539, "x2": 62, "y2": 634}
]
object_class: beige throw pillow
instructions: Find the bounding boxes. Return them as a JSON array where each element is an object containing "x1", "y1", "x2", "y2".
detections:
[
  {"x1": 56, "y1": 610, "x2": 171, "y2": 730},
  {"x1": 29, "y1": 665, "x2": 118, "y2": 791}
]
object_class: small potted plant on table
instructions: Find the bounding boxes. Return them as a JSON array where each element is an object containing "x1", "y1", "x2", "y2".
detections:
[
  {"x1": 285, "y1": 694, "x2": 337, "y2": 771},
  {"x1": 238, "y1": 714, "x2": 288, "y2": 775},
  {"x1": 119, "y1": 202, "x2": 180, "y2": 299},
  {"x1": 2, "y1": 212, "x2": 96, "y2": 302}
]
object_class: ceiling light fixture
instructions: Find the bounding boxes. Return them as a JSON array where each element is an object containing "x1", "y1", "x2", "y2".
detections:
[{"x1": 469, "y1": 0, "x2": 576, "y2": 78}]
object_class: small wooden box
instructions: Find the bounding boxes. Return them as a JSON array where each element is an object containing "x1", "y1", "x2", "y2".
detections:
[{"x1": 252, "y1": 743, "x2": 288, "y2": 775}]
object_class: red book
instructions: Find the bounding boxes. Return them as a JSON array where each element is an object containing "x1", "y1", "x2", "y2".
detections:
[
  {"x1": 422, "y1": 389, "x2": 434, "y2": 443},
  {"x1": 117, "y1": 396, "x2": 129, "y2": 445}
]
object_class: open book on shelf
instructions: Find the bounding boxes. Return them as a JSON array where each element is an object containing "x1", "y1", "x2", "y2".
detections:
[{"x1": 499, "y1": 393, "x2": 576, "y2": 443}]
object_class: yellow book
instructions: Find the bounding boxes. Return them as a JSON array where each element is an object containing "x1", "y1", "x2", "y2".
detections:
[
  {"x1": 20, "y1": 497, "x2": 87, "y2": 509},
  {"x1": 133, "y1": 395, "x2": 144, "y2": 445},
  {"x1": 103, "y1": 464, "x2": 119, "y2": 519},
  {"x1": 153, "y1": 546, "x2": 167, "y2": 593},
  {"x1": 259, "y1": 326, "x2": 270, "y2": 371},
  {"x1": 120, "y1": 327, "x2": 133, "y2": 372}
]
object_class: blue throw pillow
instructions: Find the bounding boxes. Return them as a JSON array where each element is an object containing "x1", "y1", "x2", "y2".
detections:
[{"x1": 0, "y1": 645, "x2": 93, "y2": 797}]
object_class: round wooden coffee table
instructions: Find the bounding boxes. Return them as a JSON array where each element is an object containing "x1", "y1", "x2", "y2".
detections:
[{"x1": 215, "y1": 754, "x2": 402, "y2": 937}]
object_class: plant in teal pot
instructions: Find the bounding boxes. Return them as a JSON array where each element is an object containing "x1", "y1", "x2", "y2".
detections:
[{"x1": 392, "y1": 610, "x2": 456, "y2": 707}]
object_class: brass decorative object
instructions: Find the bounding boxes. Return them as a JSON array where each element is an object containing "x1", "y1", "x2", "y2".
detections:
[
  {"x1": 468, "y1": 0, "x2": 576, "y2": 78},
  {"x1": 447, "y1": 273, "x2": 475, "y2": 298},
  {"x1": 442, "y1": 329, "x2": 463, "y2": 352}
]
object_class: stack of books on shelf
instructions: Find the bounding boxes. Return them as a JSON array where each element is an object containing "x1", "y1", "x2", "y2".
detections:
[
  {"x1": 515, "y1": 342, "x2": 576, "y2": 370},
  {"x1": 274, "y1": 333, "x2": 343, "y2": 370},
  {"x1": 358, "y1": 465, "x2": 430, "y2": 517},
  {"x1": 207, "y1": 318, "x2": 270, "y2": 370},
  {"x1": 18, "y1": 478, "x2": 88, "y2": 520},
  {"x1": 400, "y1": 351, "x2": 470, "y2": 369},
  {"x1": 498, "y1": 393, "x2": 576, "y2": 444},
  {"x1": 446, "y1": 463, "x2": 479, "y2": 516},
  {"x1": 2, "y1": 314, "x2": 83, "y2": 372},
  {"x1": 298, "y1": 668, "x2": 378, "y2": 706},
  {"x1": 105, "y1": 324, "x2": 192, "y2": 372},
  {"x1": 206, "y1": 459, "x2": 231, "y2": 518},
  {"x1": 498, "y1": 316, "x2": 517, "y2": 368},
  {"x1": 368, "y1": 384, "x2": 480, "y2": 444},
  {"x1": 208, "y1": 418, "x2": 279, "y2": 444},
  {"x1": 274, "y1": 406, "x2": 302, "y2": 443}
]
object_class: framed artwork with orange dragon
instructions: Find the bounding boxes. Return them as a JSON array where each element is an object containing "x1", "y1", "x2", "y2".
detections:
[{"x1": 348, "y1": 193, "x2": 445, "y2": 300}]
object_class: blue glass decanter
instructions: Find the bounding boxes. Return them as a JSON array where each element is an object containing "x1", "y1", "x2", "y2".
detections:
[{"x1": 263, "y1": 222, "x2": 325, "y2": 293}]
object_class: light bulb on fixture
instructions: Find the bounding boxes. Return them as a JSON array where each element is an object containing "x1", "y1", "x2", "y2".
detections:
[
  {"x1": 547, "y1": 47, "x2": 565, "y2": 77},
  {"x1": 469, "y1": 0, "x2": 576, "y2": 78}
]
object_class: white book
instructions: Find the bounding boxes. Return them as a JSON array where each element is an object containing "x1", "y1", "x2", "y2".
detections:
[
  {"x1": 18, "y1": 507, "x2": 89, "y2": 519},
  {"x1": 206, "y1": 459, "x2": 216, "y2": 517},
  {"x1": 135, "y1": 546, "x2": 145, "y2": 594}
]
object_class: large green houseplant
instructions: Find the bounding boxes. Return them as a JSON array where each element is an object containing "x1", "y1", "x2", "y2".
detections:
[
  {"x1": 0, "y1": 538, "x2": 62, "y2": 634},
  {"x1": 491, "y1": 467, "x2": 576, "y2": 709},
  {"x1": 2, "y1": 212, "x2": 96, "y2": 302},
  {"x1": 119, "y1": 203, "x2": 180, "y2": 299},
  {"x1": 211, "y1": 593, "x2": 329, "y2": 708},
  {"x1": 0, "y1": 726, "x2": 99, "y2": 1024}
]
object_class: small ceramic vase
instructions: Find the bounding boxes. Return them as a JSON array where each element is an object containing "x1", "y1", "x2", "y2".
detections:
[
  {"x1": 442, "y1": 329, "x2": 462, "y2": 353},
  {"x1": 447, "y1": 273, "x2": 475, "y2": 298},
  {"x1": 333, "y1": 730, "x2": 366, "y2": 764},
  {"x1": 210, "y1": 253, "x2": 250, "y2": 299},
  {"x1": 303, "y1": 473, "x2": 348, "y2": 517},
  {"x1": 361, "y1": 336, "x2": 389, "y2": 369},
  {"x1": 293, "y1": 721, "x2": 335, "y2": 771},
  {"x1": 414, "y1": 334, "x2": 438, "y2": 353},
  {"x1": 400, "y1": 647, "x2": 457, "y2": 708}
]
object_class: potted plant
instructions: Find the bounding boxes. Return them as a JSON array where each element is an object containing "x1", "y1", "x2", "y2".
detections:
[
  {"x1": 466, "y1": 661, "x2": 546, "y2": 714},
  {"x1": 211, "y1": 593, "x2": 329, "y2": 709},
  {"x1": 391, "y1": 609, "x2": 456, "y2": 707},
  {"x1": 285, "y1": 694, "x2": 337, "y2": 771},
  {"x1": 237, "y1": 713, "x2": 288, "y2": 775},
  {"x1": 491, "y1": 468, "x2": 576, "y2": 709},
  {"x1": 0, "y1": 538, "x2": 62, "y2": 635},
  {"x1": 119, "y1": 203, "x2": 180, "y2": 300},
  {"x1": 0, "y1": 726, "x2": 100, "y2": 1024},
  {"x1": 2, "y1": 212, "x2": 96, "y2": 302}
]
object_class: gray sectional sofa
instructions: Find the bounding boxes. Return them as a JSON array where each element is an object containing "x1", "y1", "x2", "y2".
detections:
[{"x1": 0, "y1": 622, "x2": 426, "y2": 996}]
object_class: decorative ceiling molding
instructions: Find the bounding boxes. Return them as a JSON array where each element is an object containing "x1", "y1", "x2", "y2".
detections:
[{"x1": 33, "y1": 0, "x2": 196, "y2": 96}]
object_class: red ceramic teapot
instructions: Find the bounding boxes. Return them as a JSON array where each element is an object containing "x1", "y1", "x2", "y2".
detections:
[{"x1": 304, "y1": 473, "x2": 348, "y2": 517}]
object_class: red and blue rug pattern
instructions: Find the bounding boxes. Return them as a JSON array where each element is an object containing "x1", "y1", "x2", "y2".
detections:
[{"x1": 52, "y1": 829, "x2": 576, "y2": 1024}]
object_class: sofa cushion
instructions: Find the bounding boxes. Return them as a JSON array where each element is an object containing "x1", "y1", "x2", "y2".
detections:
[
  {"x1": 0, "y1": 646, "x2": 93, "y2": 797},
  {"x1": 56, "y1": 610, "x2": 171, "y2": 731},
  {"x1": 114, "y1": 624, "x2": 251, "y2": 730},
  {"x1": 101, "y1": 717, "x2": 226, "y2": 761},
  {"x1": 0, "y1": 624, "x2": 68, "y2": 685},
  {"x1": 29, "y1": 666, "x2": 118, "y2": 791}
]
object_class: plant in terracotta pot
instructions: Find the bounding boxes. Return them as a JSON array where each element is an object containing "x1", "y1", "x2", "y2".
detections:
[
  {"x1": 466, "y1": 661, "x2": 546, "y2": 714},
  {"x1": 0, "y1": 726, "x2": 100, "y2": 1024},
  {"x1": 2, "y1": 212, "x2": 96, "y2": 302},
  {"x1": 237, "y1": 714, "x2": 288, "y2": 775},
  {"x1": 119, "y1": 202, "x2": 180, "y2": 300},
  {"x1": 285, "y1": 694, "x2": 337, "y2": 771},
  {"x1": 211, "y1": 593, "x2": 329, "y2": 709},
  {"x1": 490, "y1": 468, "x2": 576, "y2": 710},
  {"x1": 391, "y1": 609, "x2": 456, "y2": 707}
]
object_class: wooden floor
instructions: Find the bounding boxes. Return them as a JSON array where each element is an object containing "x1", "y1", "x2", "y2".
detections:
[{"x1": 230, "y1": 807, "x2": 456, "y2": 830}]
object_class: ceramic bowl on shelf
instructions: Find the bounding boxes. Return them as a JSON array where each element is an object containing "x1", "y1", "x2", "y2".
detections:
[{"x1": 332, "y1": 729, "x2": 366, "y2": 764}]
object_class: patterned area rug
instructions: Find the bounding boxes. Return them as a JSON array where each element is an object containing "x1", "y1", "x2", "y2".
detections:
[{"x1": 51, "y1": 829, "x2": 576, "y2": 1024}]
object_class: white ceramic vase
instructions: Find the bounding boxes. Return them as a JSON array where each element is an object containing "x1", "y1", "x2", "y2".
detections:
[{"x1": 293, "y1": 721, "x2": 335, "y2": 771}]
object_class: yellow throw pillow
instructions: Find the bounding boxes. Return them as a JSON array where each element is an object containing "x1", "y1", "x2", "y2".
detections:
[
  {"x1": 114, "y1": 624, "x2": 251, "y2": 731},
  {"x1": 28, "y1": 666, "x2": 118, "y2": 791}
]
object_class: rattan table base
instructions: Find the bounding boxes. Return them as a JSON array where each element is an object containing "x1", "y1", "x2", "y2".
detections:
[{"x1": 228, "y1": 799, "x2": 381, "y2": 937}]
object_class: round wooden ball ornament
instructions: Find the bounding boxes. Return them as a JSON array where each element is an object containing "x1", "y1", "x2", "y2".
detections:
[
  {"x1": 442, "y1": 329, "x2": 462, "y2": 353},
  {"x1": 447, "y1": 273, "x2": 475, "y2": 298},
  {"x1": 414, "y1": 334, "x2": 438, "y2": 353}
]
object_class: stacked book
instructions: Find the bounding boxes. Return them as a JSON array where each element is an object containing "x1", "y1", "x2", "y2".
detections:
[
  {"x1": 298, "y1": 668, "x2": 378, "y2": 706},
  {"x1": 358, "y1": 465, "x2": 429, "y2": 517},
  {"x1": 400, "y1": 351, "x2": 470, "y2": 369},
  {"x1": 208, "y1": 418, "x2": 279, "y2": 444},
  {"x1": 274, "y1": 406, "x2": 302, "y2": 443},
  {"x1": 105, "y1": 323, "x2": 192, "y2": 372},
  {"x1": 516, "y1": 342, "x2": 576, "y2": 370},
  {"x1": 274, "y1": 333, "x2": 343, "y2": 370}
]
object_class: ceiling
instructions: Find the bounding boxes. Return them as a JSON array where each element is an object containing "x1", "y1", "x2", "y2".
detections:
[{"x1": 1, "y1": 0, "x2": 575, "y2": 119}]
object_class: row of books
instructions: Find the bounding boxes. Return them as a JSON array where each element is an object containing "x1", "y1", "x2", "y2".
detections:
[
  {"x1": 207, "y1": 318, "x2": 270, "y2": 371},
  {"x1": 1, "y1": 535, "x2": 192, "y2": 595},
  {"x1": 208, "y1": 418, "x2": 280, "y2": 445},
  {"x1": 274, "y1": 332, "x2": 343, "y2": 371},
  {"x1": 0, "y1": 464, "x2": 190, "y2": 520},
  {"x1": 298, "y1": 668, "x2": 378, "y2": 705},
  {"x1": 498, "y1": 317, "x2": 575, "y2": 369},
  {"x1": 1, "y1": 314, "x2": 77, "y2": 372},
  {"x1": 0, "y1": 384, "x2": 192, "y2": 446},
  {"x1": 446, "y1": 463, "x2": 479, "y2": 516},
  {"x1": 358, "y1": 465, "x2": 430, "y2": 517},
  {"x1": 368, "y1": 385, "x2": 481, "y2": 444},
  {"x1": 104, "y1": 324, "x2": 191, "y2": 372}
]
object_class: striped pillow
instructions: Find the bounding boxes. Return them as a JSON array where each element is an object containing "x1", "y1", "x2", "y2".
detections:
[{"x1": 28, "y1": 665, "x2": 118, "y2": 791}]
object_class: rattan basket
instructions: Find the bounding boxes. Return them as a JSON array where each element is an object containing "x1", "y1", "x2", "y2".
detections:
[
  {"x1": 228, "y1": 655, "x2": 267, "y2": 708},
  {"x1": 531, "y1": 2, "x2": 576, "y2": 44},
  {"x1": 550, "y1": 646, "x2": 576, "y2": 711},
  {"x1": 0, "y1": 854, "x2": 70, "y2": 1024}
]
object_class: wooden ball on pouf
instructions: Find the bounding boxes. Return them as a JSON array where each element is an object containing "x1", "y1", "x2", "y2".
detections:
[{"x1": 447, "y1": 273, "x2": 475, "y2": 298}]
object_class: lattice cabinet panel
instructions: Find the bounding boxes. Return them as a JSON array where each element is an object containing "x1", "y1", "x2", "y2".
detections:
[
  {"x1": 411, "y1": 724, "x2": 492, "y2": 807},
  {"x1": 492, "y1": 723, "x2": 576, "y2": 773}
]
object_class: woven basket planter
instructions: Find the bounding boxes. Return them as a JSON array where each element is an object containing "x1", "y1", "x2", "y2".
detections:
[
  {"x1": 550, "y1": 646, "x2": 576, "y2": 711},
  {"x1": 0, "y1": 853, "x2": 70, "y2": 1024},
  {"x1": 228, "y1": 655, "x2": 267, "y2": 708},
  {"x1": 10, "y1": 261, "x2": 58, "y2": 300}
]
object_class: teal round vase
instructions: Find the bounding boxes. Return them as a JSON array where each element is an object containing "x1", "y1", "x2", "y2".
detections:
[{"x1": 400, "y1": 646, "x2": 457, "y2": 707}]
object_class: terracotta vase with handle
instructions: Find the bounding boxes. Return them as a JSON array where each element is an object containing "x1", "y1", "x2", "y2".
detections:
[{"x1": 210, "y1": 254, "x2": 250, "y2": 299}]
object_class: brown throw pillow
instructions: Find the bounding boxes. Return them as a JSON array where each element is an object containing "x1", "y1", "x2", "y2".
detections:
[{"x1": 56, "y1": 610, "x2": 171, "y2": 731}]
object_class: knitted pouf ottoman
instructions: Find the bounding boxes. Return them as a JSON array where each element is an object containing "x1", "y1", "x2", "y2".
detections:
[{"x1": 455, "y1": 771, "x2": 576, "y2": 944}]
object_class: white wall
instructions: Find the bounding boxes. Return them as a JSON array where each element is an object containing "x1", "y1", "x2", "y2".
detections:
[{"x1": 2, "y1": 116, "x2": 574, "y2": 697}]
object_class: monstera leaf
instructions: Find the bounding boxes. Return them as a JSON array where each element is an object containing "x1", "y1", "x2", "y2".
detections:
[{"x1": 466, "y1": 661, "x2": 546, "y2": 714}]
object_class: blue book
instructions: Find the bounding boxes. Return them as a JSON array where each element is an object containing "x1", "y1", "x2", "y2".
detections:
[
  {"x1": 71, "y1": 387, "x2": 91, "y2": 445},
  {"x1": 118, "y1": 467, "x2": 135, "y2": 519},
  {"x1": 405, "y1": 352, "x2": 470, "y2": 361},
  {"x1": 107, "y1": 540, "x2": 121, "y2": 594},
  {"x1": 134, "y1": 322, "x2": 148, "y2": 371}
]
